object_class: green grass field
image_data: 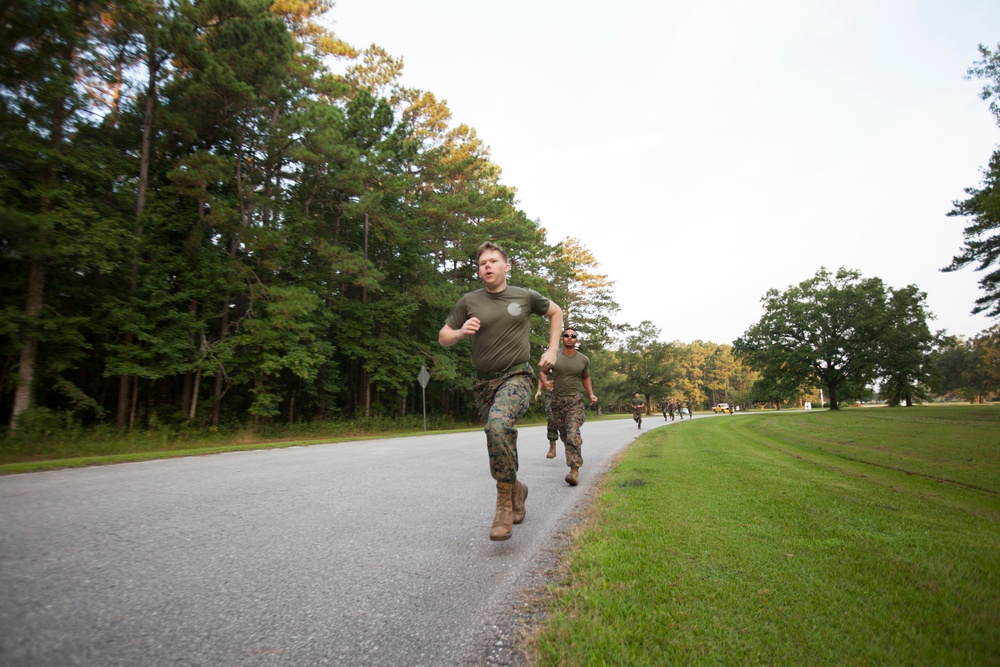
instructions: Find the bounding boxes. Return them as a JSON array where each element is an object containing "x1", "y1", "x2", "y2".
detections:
[{"x1": 528, "y1": 406, "x2": 1000, "y2": 666}]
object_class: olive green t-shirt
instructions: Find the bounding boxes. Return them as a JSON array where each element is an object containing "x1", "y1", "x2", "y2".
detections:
[
  {"x1": 445, "y1": 286, "x2": 550, "y2": 374},
  {"x1": 552, "y1": 349, "x2": 590, "y2": 397}
]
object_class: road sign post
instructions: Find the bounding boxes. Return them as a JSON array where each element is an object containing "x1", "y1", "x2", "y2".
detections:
[{"x1": 417, "y1": 366, "x2": 430, "y2": 431}]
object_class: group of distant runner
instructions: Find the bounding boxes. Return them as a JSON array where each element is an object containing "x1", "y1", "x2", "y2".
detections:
[
  {"x1": 657, "y1": 398, "x2": 693, "y2": 421},
  {"x1": 623, "y1": 394, "x2": 694, "y2": 429}
]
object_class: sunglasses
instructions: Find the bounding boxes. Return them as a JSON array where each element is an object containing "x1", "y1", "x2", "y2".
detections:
[{"x1": 563, "y1": 334, "x2": 578, "y2": 339}]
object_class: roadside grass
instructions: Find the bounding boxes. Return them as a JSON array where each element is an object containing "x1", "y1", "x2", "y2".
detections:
[
  {"x1": 0, "y1": 419, "x2": 475, "y2": 474},
  {"x1": 0, "y1": 409, "x2": 631, "y2": 474},
  {"x1": 527, "y1": 406, "x2": 1000, "y2": 666}
]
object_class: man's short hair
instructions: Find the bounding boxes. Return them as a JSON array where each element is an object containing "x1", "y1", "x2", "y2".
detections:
[{"x1": 477, "y1": 241, "x2": 509, "y2": 264}]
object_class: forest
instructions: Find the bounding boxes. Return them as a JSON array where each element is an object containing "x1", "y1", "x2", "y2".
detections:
[
  {"x1": 2, "y1": 1, "x2": 998, "y2": 440},
  {"x1": 0, "y1": 0, "x2": 640, "y2": 434}
]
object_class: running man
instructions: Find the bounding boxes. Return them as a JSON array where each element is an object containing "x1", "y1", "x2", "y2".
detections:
[
  {"x1": 631, "y1": 392, "x2": 645, "y2": 429},
  {"x1": 439, "y1": 241, "x2": 563, "y2": 541}
]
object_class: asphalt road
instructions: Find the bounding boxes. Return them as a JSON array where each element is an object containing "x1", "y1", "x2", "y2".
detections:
[{"x1": 0, "y1": 413, "x2": 701, "y2": 666}]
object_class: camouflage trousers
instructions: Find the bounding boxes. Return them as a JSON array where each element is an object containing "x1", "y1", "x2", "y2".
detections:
[
  {"x1": 544, "y1": 395, "x2": 558, "y2": 442},
  {"x1": 552, "y1": 394, "x2": 586, "y2": 469},
  {"x1": 473, "y1": 370, "x2": 534, "y2": 483}
]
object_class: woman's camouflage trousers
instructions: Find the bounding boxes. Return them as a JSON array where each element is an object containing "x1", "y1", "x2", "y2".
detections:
[{"x1": 552, "y1": 394, "x2": 586, "y2": 469}]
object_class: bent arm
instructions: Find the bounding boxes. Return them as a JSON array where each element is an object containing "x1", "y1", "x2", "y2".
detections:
[
  {"x1": 438, "y1": 324, "x2": 463, "y2": 347},
  {"x1": 438, "y1": 316, "x2": 481, "y2": 347},
  {"x1": 538, "y1": 302, "x2": 563, "y2": 372}
]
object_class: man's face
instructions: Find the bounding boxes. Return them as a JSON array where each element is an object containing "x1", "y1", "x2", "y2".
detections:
[{"x1": 478, "y1": 249, "x2": 509, "y2": 291}]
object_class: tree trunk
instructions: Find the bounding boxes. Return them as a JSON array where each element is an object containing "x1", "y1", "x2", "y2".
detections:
[
  {"x1": 360, "y1": 368, "x2": 371, "y2": 418},
  {"x1": 828, "y1": 384, "x2": 840, "y2": 410},
  {"x1": 129, "y1": 374, "x2": 140, "y2": 429},
  {"x1": 116, "y1": 336, "x2": 133, "y2": 430},
  {"x1": 181, "y1": 298, "x2": 199, "y2": 419},
  {"x1": 10, "y1": 0, "x2": 77, "y2": 429},
  {"x1": 136, "y1": 51, "x2": 155, "y2": 221},
  {"x1": 189, "y1": 368, "x2": 201, "y2": 420},
  {"x1": 210, "y1": 296, "x2": 230, "y2": 426},
  {"x1": 10, "y1": 258, "x2": 46, "y2": 429},
  {"x1": 114, "y1": 29, "x2": 159, "y2": 431}
]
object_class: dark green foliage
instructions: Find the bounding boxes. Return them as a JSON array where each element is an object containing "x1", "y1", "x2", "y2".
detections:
[
  {"x1": 615, "y1": 321, "x2": 681, "y2": 406},
  {"x1": 748, "y1": 374, "x2": 801, "y2": 409},
  {"x1": 944, "y1": 43, "x2": 1000, "y2": 318},
  {"x1": 945, "y1": 147, "x2": 1000, "y2": 318},
  {"x1": 0, "y1": 0, "x2": 602, "y2": 434},
  {"x1": 933, "y1": 327, "x2": 1000, "y2": 403},
  {"x1": 735, "y1": 268, "x2": 936, "y2": 410}
]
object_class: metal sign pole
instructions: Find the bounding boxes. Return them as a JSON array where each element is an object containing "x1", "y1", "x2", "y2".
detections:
[{"x1": 417, "y1": 366, "x2": 430, "y2": 431}]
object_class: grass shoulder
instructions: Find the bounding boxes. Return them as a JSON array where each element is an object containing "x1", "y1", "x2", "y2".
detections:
[
  {"x1": 0, "y1": 408, "x2": 633, "y2": 475},
  {"x1": 0, "y1": 422, "x2": 480, "y2": 475},
  {"x1": 526, "y1": 405, "x2": 1000, "y2": 666}
]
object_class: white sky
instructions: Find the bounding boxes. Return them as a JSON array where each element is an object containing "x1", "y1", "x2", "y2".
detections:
[{"x1": 326, "y1": 0, "x2": 1000, "y2": 344}]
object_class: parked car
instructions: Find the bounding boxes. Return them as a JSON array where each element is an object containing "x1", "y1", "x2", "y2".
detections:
[{"x1": 712, "y1": 403, "x2": 730, "y2": 413}]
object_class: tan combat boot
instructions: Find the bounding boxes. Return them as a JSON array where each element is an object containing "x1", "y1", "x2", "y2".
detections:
[
  {"x1": 511, "y1": 479, "x2": 528, "y2": 524},
  {"x1": 546, "y1": 441, "x2": 557, "y2": 459},
  {"x1": 565, "y1": 467, "x2": 579, "y2": 486},
  {"x1": 490, "y1": 481, "x2": 514, "y2": 541}
]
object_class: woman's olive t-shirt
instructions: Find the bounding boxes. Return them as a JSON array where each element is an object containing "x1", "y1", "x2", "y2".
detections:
[{"x1": 552, "y1": 349, "x2": 590, "y2": 397}]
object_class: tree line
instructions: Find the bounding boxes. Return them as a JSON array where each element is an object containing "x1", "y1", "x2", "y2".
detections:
[
  {"x1": 2, "y1": 3, "x2": 997, "y2": 439},
  {"x1": 1, "y1": 0, "x2": 570, "y2": 431},
  {"x1": 0, "y1": 0, "x2": 677, "y2": 434}
]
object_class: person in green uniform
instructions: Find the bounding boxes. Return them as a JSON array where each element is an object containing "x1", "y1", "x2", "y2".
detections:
[
  {"x1": 549, "y1": 327, "x2": 598, "y2": 486},
  {"x1": 534, "y1": 366, "x2": 559, "y2": 459},
  {"x1": 438, "y1": 241, "x2": 562, "y2": 542},
  {"x1": 631, "y1": 392, "x2": 645, "y2": 429}
]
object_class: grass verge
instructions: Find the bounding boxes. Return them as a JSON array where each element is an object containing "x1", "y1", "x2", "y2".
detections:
[
  {"x1": 527, "y1": 406, "x2": 1000, "y2": 666},
  {"x1": 0, "y1": 411, "x2": 633, "y2": 475}
]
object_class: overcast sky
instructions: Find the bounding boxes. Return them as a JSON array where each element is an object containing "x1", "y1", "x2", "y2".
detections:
[{"x1": 326, "y1": 0, "x2": 999, "y2": 344}]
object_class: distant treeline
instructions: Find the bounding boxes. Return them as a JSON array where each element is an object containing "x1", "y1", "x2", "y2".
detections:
[
  {"x1": 1, "y1": 0, "x2": 610, "y2": 431},
  {"x1": 5, "y1": 3, "x2": 997, "y2": 435}
]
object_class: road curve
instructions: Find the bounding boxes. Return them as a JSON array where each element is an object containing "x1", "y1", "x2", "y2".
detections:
[{"x1": 0, "y1": 414, "x2": 703, "y2": 666}]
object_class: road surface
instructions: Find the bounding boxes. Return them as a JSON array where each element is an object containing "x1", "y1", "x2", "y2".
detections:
[{"x1": 0, "y1": 414, "x2": 703, "y2": 666}]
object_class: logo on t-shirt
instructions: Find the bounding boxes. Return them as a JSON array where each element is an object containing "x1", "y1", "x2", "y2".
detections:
[{"x1": 507, "y1": 303, "x2": 522, "y2": 316}]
